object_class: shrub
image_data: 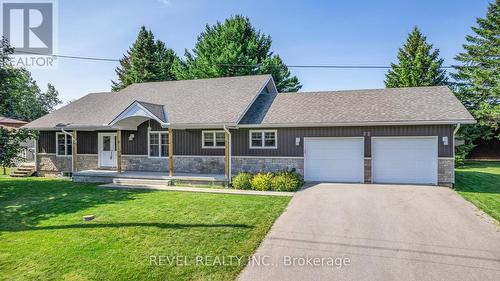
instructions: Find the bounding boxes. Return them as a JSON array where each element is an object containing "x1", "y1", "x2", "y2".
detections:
[
  {"x1": 455, "y1": 143, "x2": 475, "y2": 167},
  {"x1": 250, "y1": 173, "x2": 274, "y2": 191},
  {"x1": 232, "y1": 172, "x2": 253, "y2": 190},
  {"x1": 271, "y1": 171, "x2": 304, "y2": 192}
]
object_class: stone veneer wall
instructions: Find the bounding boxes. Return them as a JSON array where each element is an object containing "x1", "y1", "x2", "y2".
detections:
[
  {"x1": 121, "y1": 155, "x2": 167, "y2": 172},
  {"x1": 364, "y1": 158, "x2": 372, "y2": 184},
  {"x1": 231, "y1": 157, "x2": 304, "y2": 175},
  {"x1": 37, "y1": 154, "x2": 71, "y2": 177},
  {"x1": 175, "y1": 156, "x2": 225, "y2": 174},
  {"x1": 121, "y1": 155, "x2": 226, "y2": 174},
  {"x1": 120, "y1": 155, "x2": 304, "y2": 175},
  {"x1": 75, "y1": 155, "x2": 98, "y2": 171},
  {"x1": 438, "y1": 158, "x2": 455, "y2": 187}
]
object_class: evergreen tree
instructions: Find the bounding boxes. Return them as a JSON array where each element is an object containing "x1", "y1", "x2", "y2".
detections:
[
  {"x1": 385, "y1": 27, "x2": 448, "y2": 88},
  {"x1": 174, "y1": 15, "x2": 301, "y2": 92},
  {"x1": 112, "y1": 26, "x2": 179, "y2": 91},
  {"x1": 452, "y1": 1, "x2": 499, "y2": 141}
]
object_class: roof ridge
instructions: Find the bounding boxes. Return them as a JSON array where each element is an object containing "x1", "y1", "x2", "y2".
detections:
[
  {"x1": 126, "y1": 74, "x2": 272, "y2": 87},
  {"x1": 278, "y1": 85, "x2": 450, "y2": 95}
]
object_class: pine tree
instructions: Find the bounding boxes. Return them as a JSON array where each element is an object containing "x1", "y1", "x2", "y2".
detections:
[
  {"x1": 385, "y1": 27, "x2": 447, "y2": 88},
  {"x1": 452, "y1": 1, "x2": 499, "y2": 141},
  {"x1": 174, "y1": 15, "x2": 301, "y2": 92},
  {"x1": 112, "y1": 26, "x2": 178, "y2": 91}
]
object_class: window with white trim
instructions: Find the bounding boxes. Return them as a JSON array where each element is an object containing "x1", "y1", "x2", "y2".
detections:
[
  {"x1": 56, "y1": 132, "x2": 73, "y2": 156},
  {"x1": 202, "y1": 131, "x2": 225, "y2": 148},
  {"x1": 250, "y1": 130, "x2": 277, "y2": 149},
  {"x1": 148, "y1": 131, "x2": 168, "y2": 157}
]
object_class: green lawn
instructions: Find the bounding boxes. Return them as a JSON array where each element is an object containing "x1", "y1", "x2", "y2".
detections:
[
  {"x1": 455, "y1": 161, "x2": 500, "y2": 221},
  {"x1": 0, "y1": 177, "x2": 290, "y2": 281}
]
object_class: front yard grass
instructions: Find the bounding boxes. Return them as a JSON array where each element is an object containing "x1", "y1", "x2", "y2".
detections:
[
  {"x1": 455, "y1": 161, "x2": 500, "y2": 221},
  {"x1": 0, "y1": 177, "x2": 290, "y2": 281}
]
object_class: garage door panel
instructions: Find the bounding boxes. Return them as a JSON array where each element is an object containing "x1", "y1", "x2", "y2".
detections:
[
  {"x1": 373, "y1": 137, "x2": 437, "y2": 185},
  {"x1": 305, "y1": 138, "x2": 364, "y2": 183}
]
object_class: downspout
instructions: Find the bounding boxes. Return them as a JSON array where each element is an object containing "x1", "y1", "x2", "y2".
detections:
[
  {"x1": 223, "y1": 125, "x2": 232, "y2": 184},
  {"x1": 453, "y1": 123, "x2": 461, "y2": 158},
  {"x1": 60, "y1": 128, "x2": 75, "y2": 175}
]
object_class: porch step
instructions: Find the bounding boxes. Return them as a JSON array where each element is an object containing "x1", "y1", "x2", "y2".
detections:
[
  {"x1": 16, "y1": 167, "x2": 35, "y2": 172},
  {"x1": 112, "y1": 178, "x2": 172, "y2": 187},
  {"x1": 10, "y1": 164, "x2": 35, "y2": 177}
]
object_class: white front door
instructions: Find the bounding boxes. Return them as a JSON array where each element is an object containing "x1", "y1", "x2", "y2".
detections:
[
  {"x1": 99, "y1": 133, "x2": 117, "y2": 168},
  {"x1": 372, "y1": 137, "x2": 438, "y2": 185},
  {"x1": 304, "y1": 138, "x2": 364, "y2": 183}
]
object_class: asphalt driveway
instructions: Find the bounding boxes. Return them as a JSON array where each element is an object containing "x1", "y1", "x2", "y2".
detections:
[{"x1": 239, "y1": 183, "x2": 500, "y2": 281}]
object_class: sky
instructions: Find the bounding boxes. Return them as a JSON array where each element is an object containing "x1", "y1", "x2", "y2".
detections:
[{"x1": 26, "y1": 0, "x2": 492, "y2": 104}]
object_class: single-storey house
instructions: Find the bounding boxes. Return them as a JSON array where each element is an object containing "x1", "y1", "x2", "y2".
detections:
[
  {"x1": 1, "y1": 116, "x2": 35, "y2": 163},
  {"x1": 24, "y1": 75, "x2": 475, "y2": 186},
  {"x1": 0, "y1": 116, "x2": 28, "y2": 130}
]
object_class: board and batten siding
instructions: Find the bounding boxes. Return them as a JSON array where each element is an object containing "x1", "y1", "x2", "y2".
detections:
[
  {"x1": 38, "y1": 130, "x2": 110, "y2": 154},
  {"x1": 37, "y1": 123, "x2": 454, "y2": 158},
  {"x1": 232, "y1": 125, "x2": 454, "y2": 158},
  {"x1": 122, "y1": 120, "x2": 224, "y2": 156}
]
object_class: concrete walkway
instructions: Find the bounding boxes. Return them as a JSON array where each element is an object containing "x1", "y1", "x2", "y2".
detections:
[
  {"x1": 98, "y1": 183, "x2": 294, "y2": 197},
  {"x1": 239, "y1": 183, "x2": 500, "y2": 281}
]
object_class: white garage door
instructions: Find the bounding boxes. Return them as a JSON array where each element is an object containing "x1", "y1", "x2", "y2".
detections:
[
  {"x1": 304, "y1": 138, "x2": 364, "y2": 182},
  {"x1": 372, "y1": 137, "x2": 438, "y2": 185}
]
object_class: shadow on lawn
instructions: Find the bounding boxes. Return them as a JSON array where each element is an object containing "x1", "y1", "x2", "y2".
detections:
[
  {"x1": 11, "y1": 222, "x2": 252, "y2": 232},
  {"x1": 0, "y1": 178, "x2": 152, "y2": 232},
  {"x1": 455, "y1": 170, "x2": 500, "y2": 194}
]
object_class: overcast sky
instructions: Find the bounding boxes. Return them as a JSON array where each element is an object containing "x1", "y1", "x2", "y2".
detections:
[{"x1": 27, "y1": 0, "x2": 491, "y2": 104}]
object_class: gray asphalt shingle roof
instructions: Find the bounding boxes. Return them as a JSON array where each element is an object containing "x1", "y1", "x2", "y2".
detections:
[
  {"x1": 136, "y1": 101, "x2": 168, "y2": 123},
  {"x1": 24, "y1": 76, "x2": 474, "y2": 130},
  {"x1": 239, "y1": 86, "x2": 475, "y2": 125},
  {"x1": 24, "y1": 75, "x2": 272, "y2": 129}
]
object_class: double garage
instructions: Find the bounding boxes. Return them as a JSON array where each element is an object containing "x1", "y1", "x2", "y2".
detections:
[{"x1": 304, "y1": 137, "x2": 438, "y2": 185}]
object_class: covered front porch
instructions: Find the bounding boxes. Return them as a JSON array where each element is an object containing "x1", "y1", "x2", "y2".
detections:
[
  {"x1": 61, "y1": 100, "x2": 233, "y2": 183},
  {"x1": 73, "y1": 169, "x2": 227, "y2": 185}
]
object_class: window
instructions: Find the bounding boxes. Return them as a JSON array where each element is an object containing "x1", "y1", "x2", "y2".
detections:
[
  {"x1": 149, "y1": 131, "x2": 168, "y2": 157},
  {"x1": 249, "y1": 130, "x2": 277, "y2": 149},
  {"x1": 56, "y1": 132, "x2": 73, "y2": 156},
  {"x1": 202, "y1": 131, "x2": 225, "y2": 148}
]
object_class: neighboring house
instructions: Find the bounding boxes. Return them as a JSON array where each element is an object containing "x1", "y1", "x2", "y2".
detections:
[
  {"x1": 24, "y1": 75, "x2": 475, "y2": 186},
  {"x1": 0, "y1": 116, "x2": 35, "y2": 162},
  {"x1": 0, "y1": 116, "x2": 27, "y2": 130}
]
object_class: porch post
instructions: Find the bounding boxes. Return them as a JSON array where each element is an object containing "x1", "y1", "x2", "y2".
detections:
[
  {"x1": 117, "y1": 130, "x2": 122, "y2": 173},
  {"x1": 224, "y1": 131, "x2": 229, "y2": 181},
  {"x1": 168, "y1": 128, "x2": 173, "y2": 177},
  {"x1": 72, "y1": 130, "x2": 77, "y2": 173}
]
